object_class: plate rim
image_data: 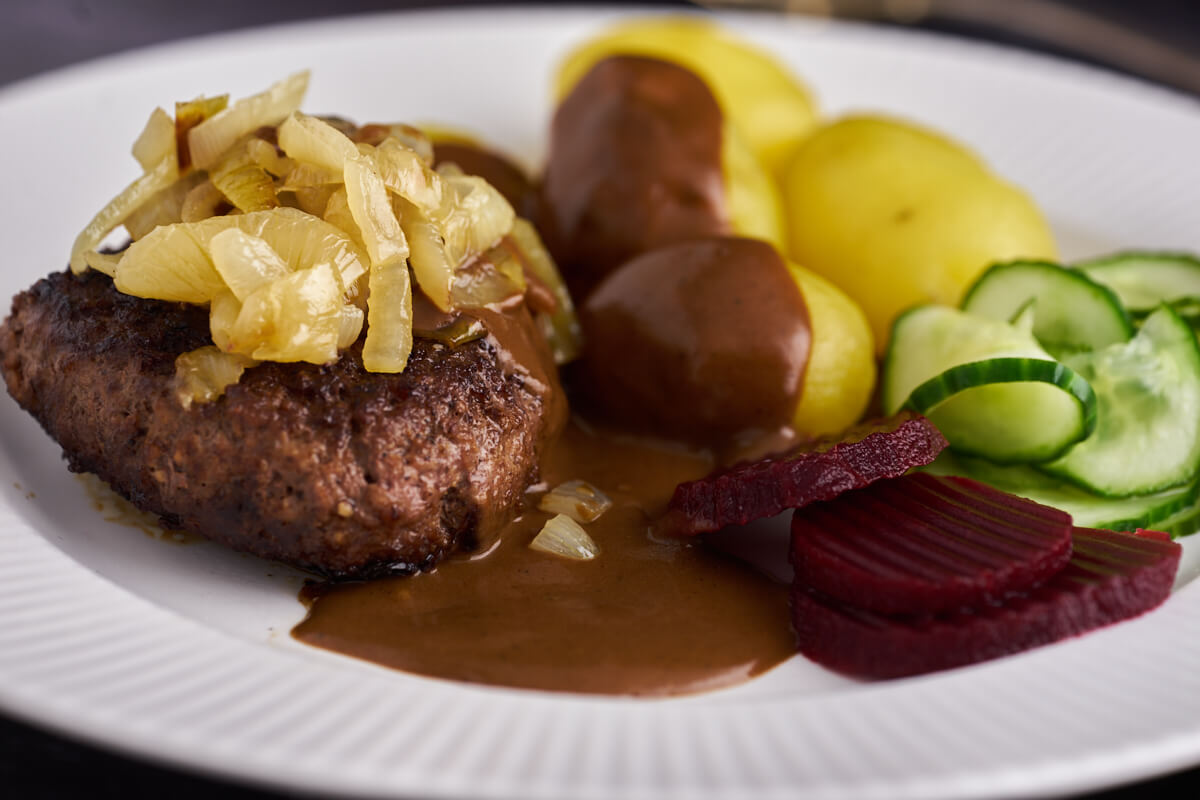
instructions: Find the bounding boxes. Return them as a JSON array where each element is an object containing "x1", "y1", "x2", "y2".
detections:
[{"x1": 2, "y1": 6, "x2": 1200, "y2": 799}]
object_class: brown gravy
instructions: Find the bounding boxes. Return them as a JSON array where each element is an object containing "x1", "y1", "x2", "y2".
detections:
[
  {"x1": 537, "y1": 55, "x2": 730, "y2": 300},
  {"x1": 293, "y1": 419, "x2": 795, "y2": 696},
  {"x1": 577, "y1": 237, "x2": 811, "y2": 449}
]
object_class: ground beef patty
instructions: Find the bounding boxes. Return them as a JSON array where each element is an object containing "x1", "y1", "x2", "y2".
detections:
[{"x1": 0, "y1": 269, "x2": 561, "y2": 579}]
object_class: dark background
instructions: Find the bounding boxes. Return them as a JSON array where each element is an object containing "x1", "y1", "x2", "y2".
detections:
[{"x1": 1, "y1": 1, "x2": 1198, "y2": 798}]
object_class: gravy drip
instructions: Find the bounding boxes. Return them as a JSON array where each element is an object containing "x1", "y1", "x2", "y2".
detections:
[{"x1": 293, "y1": 419, "x2": 795, "y2": 696}]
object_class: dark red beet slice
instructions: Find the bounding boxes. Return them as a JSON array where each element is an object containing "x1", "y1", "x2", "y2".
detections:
[
  {"x1": 790, "y1": 473, "x2": 1073, "y2": 614},
  {"x1": 659, "y1": 411, "x2": 947, "y2": 535},
  {"x1": 792, "y1": 526, "x2": 1181, "y2": 680}
]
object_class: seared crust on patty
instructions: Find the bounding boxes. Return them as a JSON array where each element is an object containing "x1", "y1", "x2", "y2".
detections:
[{"x1": 0, "y1": 270, "x2": 558, "y2": 578}]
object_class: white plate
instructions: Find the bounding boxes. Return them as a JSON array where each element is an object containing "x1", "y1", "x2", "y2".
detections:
[{"x1": 2, "y1": 6, "x2": 1200, "y2": 799}]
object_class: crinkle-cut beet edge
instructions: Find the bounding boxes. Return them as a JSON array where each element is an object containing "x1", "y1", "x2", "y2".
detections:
[
  {"x1": 661, "y1": 412, "x2": 948, "y2": 535},
  {"x1": 791, "y1": 527, "x2": 1181, "y2": 680},
  {"x1": 790, "y1": 473, "x2": 1074, "y2": 615}
]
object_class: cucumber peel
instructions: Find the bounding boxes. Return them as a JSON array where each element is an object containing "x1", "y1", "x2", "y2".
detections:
[
  {"x1": 1039, "y1": 305, "x2": 1200, "y2": 496},
  {"x1": 963, "y1": 259, "x2": 1133, "y2": 356},
  {"x1": 1075, "y1": 251, "x2": 1200, "y2": 314},
  {"x1": 883, "y1": 305, "x2": 1096, "y2": 463},
  {"x1": 926, "y1": 452, "x2": 1200, "y2": 533}
]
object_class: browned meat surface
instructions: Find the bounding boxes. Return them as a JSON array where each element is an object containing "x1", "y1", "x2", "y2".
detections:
[{"x1": 0, "y1": 269, "x2": 560, "y2": 579}]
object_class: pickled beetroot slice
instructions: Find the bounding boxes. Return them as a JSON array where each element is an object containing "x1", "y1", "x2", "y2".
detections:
[
  {"x1": 792, "y1": 527, "x2": 1181, "y2": 680},
  {"x1": 790, "y1": 473, "x2": 1073, "y2": 614},
  {"x1": 660, "y1": 411, "x2": 947, "y2": 535}
]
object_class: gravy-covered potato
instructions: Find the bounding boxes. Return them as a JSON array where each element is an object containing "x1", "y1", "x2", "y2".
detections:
[
  {"x1": 538, "y1": 55, "x2": 783, "y2": 301},
  {"x1": 555, "y1": 16, "x2": 818, "y2": 175},
  {"x1": 782, "y1": 116, "x2": 1057, "y2": 352}
]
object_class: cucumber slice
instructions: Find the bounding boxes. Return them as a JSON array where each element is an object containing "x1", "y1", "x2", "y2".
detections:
[
  {"x1": 1075, "y1": 251, "x2": 1200, "y2": 314},
  {"x1": 962, "y1": 260, "x2": 1133, "y2": 356},
  {"x1": 926, "y1": 452, "x2": 1200, "y2": 532},
  {"x1": 883, "y1": 305, "x2": 1096, "y2": 463},
  {"x1": 1149, "y1": 494, "x2": 1200, "y2": 538},
  {"x1": 1041, "y1": 305, "x2": 1200, "y2": 496}
]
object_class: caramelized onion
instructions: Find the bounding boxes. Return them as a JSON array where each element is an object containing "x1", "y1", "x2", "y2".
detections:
[
  {"x1": 188, "y1": 71, "x2": 308, "y2": 170},
  {"x1": 449, "y1": 242, "x2": 525, "y2": 309},
  {"x1": 362, "y1": 255, "x2": 414, "y2": 373},
  {"x1": 83, "y1": 250, "x2": 121, "y2": 278},
  {"x1": 70, "y1": 154, "x2": 178, "y2": 273},
  {"x1": 131, "y1": 107, "x2": 175, "y2": 171},
  {"x1": 538, "y1": 480, "x2": 613, "y2": 523},
  {"x1": 124, "y1": 172, "x2": 206, "y2": 240},
  {"x1": 212, "y1": 163, "x2": 279, "y2": 213},
  {"x1": 229, "y1": 263, "x2": 343, "y2": 363},
  {"x1": 209, "y1": 228, "x2": 290, "y2": 300},
  {"x1": 180, "y1": 180, "x2": 227, "y2": 223},
  {"x1": 174, "y1": 94, "x2": 229, "y2": 172},
  {"x1": 412, "y1": 316, "x2": 486, "y2": 347},
  {"x1": 509, "y1": 218, "x2": 582, "y2": 364},
  {"x1": 394, "y1": 195, "x2": 455, "y2": 310},
  {"x1": 245, "y1": 136, "x2": 292, "y2": 177},
  {"x1": 530, "y1": 514, "x2": 600, "y2": 560},
  {"x1": 174, "y1": 346, "x2": 257, "y2": 408},
  {"x1": 278, "y1": 110, "x2": 359, "y2": 172},
  {"x1": 343, "y1": 155, "x2": 409, "y2": 267}
]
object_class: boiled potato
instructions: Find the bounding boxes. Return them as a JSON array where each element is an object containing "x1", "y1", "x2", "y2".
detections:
[
  {"x1": 555, "y1": 16, "x2": 818, "y2": 175},
  {"x1": 782, "y1": 116, "x2": 1057, "y2": 352},
  {"x1": 789, "y1": 263, "x2": 876, "y2": 438}
]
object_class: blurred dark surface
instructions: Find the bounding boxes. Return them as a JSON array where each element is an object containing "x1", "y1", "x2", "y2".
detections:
[{"x1": 1, "y1": 1, "x2": 1198, "y2": 798}]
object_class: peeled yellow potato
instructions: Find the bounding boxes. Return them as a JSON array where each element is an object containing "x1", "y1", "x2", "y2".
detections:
[
  {"x1": 782, "y1": 116, "x2": 1057, "y2": 352},
  {"x1": 555, "y1": 15, "x2": 818, "y2": 175},
  {"x1": 724, "y1": 121, "x2": 786, "y2": 251},
  {"x1": 788, "y1": 263, "x2": 876, "y2": 438}
]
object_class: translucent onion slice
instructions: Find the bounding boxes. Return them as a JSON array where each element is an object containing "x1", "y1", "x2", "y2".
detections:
[
  {"x1": 70, "y1": 154, "x2": 178, "y2": 274},
  {"x1": 338, "y1": 304, "x2": 365, "y2": 348},
  {"x1": 537, "y1": 480, "x2": 613, "y2": 523},
  {"x1": 449, "y1": 243, "x2": 525, "y2": 309},
  {"x1": 180, "y1": 180, "x2": 227, "y2": 223},
  {"x1": 211, "y1": 163, "x2": 279, "y2": 212},
  {"x1": 291, "y1": 184, "x2": 337, "y2": 218},
  {"x1": 245, "y1": 137, "x2": 292, "y2": 177},
  {"x1": 343, "y1": 155, "x2": 409, "y2": 268},
  {"x1": 394, "y1": 195, "x2": 454, "y2": 311},
  {"x1": 209, "y1": 228, "x2": 290, "y2": 301},
  {"x1": 124, "y1": 171, "x2": 206, "y2": 240},
  {"x1": 362, "y1": 255, "x2": 414, "y2": 373},
  {"x1": 509, "y1": 218, "x2": 582, "y2": 364},
  {"x1": 209, "y1": 289, "x2": 241, "y2": 352},
  {"x1": 374, "y1": 138, "x2": 443, "y2": 212},
  {"x1": 322, "y1": 186, "x2": 365, "y2": 250},
  {"x1": 115, "y1": 223, "x2": 221, "y2": 303},
  {"x1": 229, "y1": 263, "x2": 343, "y2": 363},
  {"x1": 188, "y1": 71, "x2": 309, "y2": 171},
  {"x1": 174, "y1": 346, "x2": 257, "y2": 409},
  {"x1": 197, "y1": 208, "x2": 367, "y2": 293},
  {"x1": 131, "y1": 107, "x2": 175, "y2": 171},
  {"x1": 278, "y1": 111, "x2": 359, "y2": 172},
  {"x1": 83, "y1": 250, "x2": 121, "y2": 278},
  {"x1": 282, "y1": 161, "x2": 343, "y2": 190},
  {"x1": 529, "y1": 514, "x2": 599, "y2": 560},
  {"x1": 117, "y1": 208, "x2": 369, "y2": 304},
  {"x1": 357, "y1": 123, "x2": 434, "y2": 163},
  {"x1": 174, "y1": 94, "x2": 229, "y2": 172},
  {"x1": 437, "y1": 174, "x2": 515, "y2": 266}
]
